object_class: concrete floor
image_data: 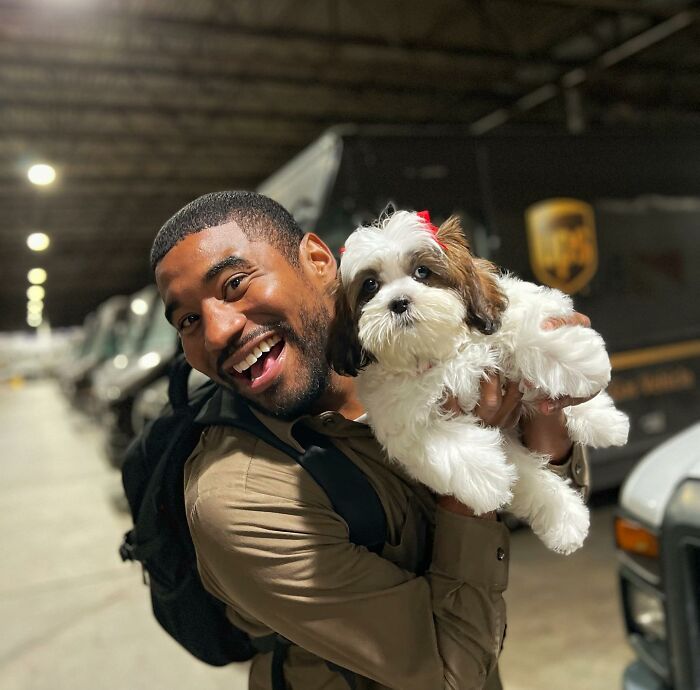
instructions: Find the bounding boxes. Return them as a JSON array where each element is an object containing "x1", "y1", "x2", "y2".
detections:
[{"x1": 1, "y1": 379, "x2": 633, "y2": 690}]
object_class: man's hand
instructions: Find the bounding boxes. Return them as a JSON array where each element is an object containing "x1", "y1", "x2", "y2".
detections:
[
  {"x1": 438, "y1": 311, "x2": 595, "y2": 516},
  {"x1": 476, "y1": 311, "x2": 596, "y2": 462}
]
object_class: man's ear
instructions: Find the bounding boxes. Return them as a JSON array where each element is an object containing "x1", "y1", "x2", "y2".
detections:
[
  {"x1": 300, "y1": 233, "x2": 336, "y2": 285},
  {"x1": 325, "y1": 275, "x2": 371, "y2": 377}
]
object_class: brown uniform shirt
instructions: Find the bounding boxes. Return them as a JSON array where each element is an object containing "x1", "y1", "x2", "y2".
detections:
[{"x1": 184, "y1": 390, "x2": 589, "y2": 690}]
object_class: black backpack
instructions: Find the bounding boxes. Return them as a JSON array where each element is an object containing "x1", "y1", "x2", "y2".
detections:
[{"x1": 119, "y1": 356, "x2": 387, "y2": 682}]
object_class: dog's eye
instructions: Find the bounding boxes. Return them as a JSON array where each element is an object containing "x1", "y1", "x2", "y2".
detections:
[
  {"x1": 413, "y1": 266, "x2": 431, "y2": 280},
  {"x1": 361, "y1": 277, "x2": 379, "y2": 294}
]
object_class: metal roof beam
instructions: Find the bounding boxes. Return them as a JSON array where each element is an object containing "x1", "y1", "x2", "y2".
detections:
[{"x1": 503, "y1": 0, "x2": 688, "y2": 17}]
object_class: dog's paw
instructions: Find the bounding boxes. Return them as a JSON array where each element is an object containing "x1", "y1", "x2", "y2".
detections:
[
  {"x1": 534, "y1": 492, "x2": 590, "y2": 555},
  {"x1": 454, "y1": 462, "x2": 518, "y2": 515},
  {"x1": 565, "y1": 396, "x2": 630, "y2": 448},
  {"x1": 599, "y1": 408, "x2": 630, "y2": 446}
]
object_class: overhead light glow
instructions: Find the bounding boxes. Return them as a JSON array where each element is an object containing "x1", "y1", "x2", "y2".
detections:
[
  {"x1": 113, "y1": 354, "x2": 129, "y2": 369},
  {"x1": 27, "y1": 163, "x2": 56, "y2": 186},
  {"x1": 27, "y1": 268, "x2": 47, "y2": 284},
  {"x1": 130, "y1": 298, "x2": 149, "y2": 315},
  {"x1": 27, "y1": 300, "x2": 44, "y2": 315},
  {"x1": 27, "y1": 285, "x2": 46, "y2": 300},
  {"x1": 27, "y1": 313, "x2": 42, "y2": 327},
  {"x1": 138, "y1": 351, "x2": 162, "y2": 370},
  {"x1": 27, "y1": 232, "x2": 50, "y2": 251}
]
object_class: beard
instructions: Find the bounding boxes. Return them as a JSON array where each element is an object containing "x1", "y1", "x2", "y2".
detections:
[{"x1": 218, "y1": 299, "x2": 333, "y2": 420}]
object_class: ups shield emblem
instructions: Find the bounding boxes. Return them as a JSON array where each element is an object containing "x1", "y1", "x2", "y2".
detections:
[{"x1": 525, "y1": 198, "x2": 598, "y2": 294}]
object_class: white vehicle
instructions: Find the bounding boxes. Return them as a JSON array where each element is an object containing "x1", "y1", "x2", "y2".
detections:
[{"x1": 616, "y1": 422, "x2": 700, "y2": 689}]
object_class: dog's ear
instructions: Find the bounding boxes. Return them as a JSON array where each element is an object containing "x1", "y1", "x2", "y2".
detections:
[
  {"x1": 326, "y1": 275, "x2": 371, "y2": 377},
  {"x1": 464, "y1": 257, "x2": 508, "y2": 335},
  {"x1": 437, "y1": 215, "x2": 508, "y2": 335}
]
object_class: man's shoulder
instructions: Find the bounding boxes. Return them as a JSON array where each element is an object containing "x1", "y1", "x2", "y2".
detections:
[{"x1": 184, "y1": 424, "x2": 332, "y2": 515}]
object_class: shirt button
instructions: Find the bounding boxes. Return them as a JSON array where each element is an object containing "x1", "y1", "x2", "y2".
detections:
[{"x1": 496, "y1": 547, "x2": 505, "y2": 561}]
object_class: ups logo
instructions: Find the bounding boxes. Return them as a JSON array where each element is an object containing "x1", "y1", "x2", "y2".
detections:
[{"x1": 525, "y1": 198, "x2": 598, "y2": 294}]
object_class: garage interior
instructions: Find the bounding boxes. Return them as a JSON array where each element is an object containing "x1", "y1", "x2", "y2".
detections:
[{"x1": 1, "y1": 1, "x2": 698, "y2": 689}]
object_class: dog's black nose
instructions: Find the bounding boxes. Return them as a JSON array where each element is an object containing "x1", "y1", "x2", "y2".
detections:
[{"x1": 390, "y1": 297, "x2": 411, "y2": 314}]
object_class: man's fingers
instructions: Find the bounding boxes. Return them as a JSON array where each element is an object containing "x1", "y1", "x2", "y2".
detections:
[
  {"x1": 541, "y1": 311, "x2": 591, "y2": 331},
  {"x1": 537, "y1": 393, "x2": 596, "y2": 414},
  {"x1": 476, "y1": 374, "x2": 501, "y2": 420},
  {"x1": 499, "y1": 382, "x2": 524, "y2": 428},
  {"x1": 441, "y1": 395, "x2": 463, "y2": 415}
]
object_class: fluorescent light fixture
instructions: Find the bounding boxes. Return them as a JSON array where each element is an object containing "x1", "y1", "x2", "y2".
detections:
[
  {"x1": 27, "y1": 268, "x2": 47, "y2": 284},
  {"x1": 27, "y1": 300, "x2": 44, "y2": 314},
  {"x1": 26, "y1": 285, "x2": 46, "y2": 300},
  {"x1": 27, "y1": 163, "x2": 56, "y2": 186},
  {"x1": 27, "y1": 313, "x2": 42, "y2": 327},
  {"x1": 27, "y1": 232, "x2": 50, "y2": 251},
  {"x1": 130, "y1": 297, "x2": 149, "y2": 315}
]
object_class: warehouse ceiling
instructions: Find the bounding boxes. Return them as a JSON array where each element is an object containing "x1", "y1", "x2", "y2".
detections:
[{"x1": 1, "y1": 0, "x2": 698, "y2": 331}]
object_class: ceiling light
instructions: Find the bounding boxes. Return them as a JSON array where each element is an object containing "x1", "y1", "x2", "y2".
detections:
[
  {"x1": 27, "y1": 300, "x2": 44, "y2": 314},
  {"x1": 27, "y1": 232, "x2": 50, "y2": 251},
  {"x1": 27, "y1": 313, "x2": 43, "y2": 327},
  {"x1": 27, "y1": 163, "x2": 56, "y2": 186},
  {"x1": 138, "y1": 351, "x2": 162, "y2": 370},
  {"x1": 113, "y1": 354, "x2": 129, "y2": 370},
  {"x1": 27, "y1": 285, "x2": 46, "y2": 300},
  {"x1": 27, "y1": 268, "x2": 47, "y2": 284},
  {"x1": 130, "y1": 297, "x2": 149, "y2": 315}
]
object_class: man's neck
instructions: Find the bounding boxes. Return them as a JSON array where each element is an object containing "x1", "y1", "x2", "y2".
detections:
[{"x1": 310, "y1": 371, "x2": 365, "y2": 420}]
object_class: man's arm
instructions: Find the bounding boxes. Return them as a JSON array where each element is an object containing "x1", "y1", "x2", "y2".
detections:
[{"x1": 188, "y1": 448, "x2": 508, "y2": 690}]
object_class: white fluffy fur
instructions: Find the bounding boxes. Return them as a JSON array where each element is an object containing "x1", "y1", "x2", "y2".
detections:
[{"x1": 340, "y1": 211, "x2": 630, "y2": 555}]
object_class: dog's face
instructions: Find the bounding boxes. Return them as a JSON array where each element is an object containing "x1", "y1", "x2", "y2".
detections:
[{"x1": 327, "y1": 211, "x2": 507, "y2": 375}]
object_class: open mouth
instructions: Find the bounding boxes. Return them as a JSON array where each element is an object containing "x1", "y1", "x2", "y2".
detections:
[{"x1": 228, "y1": 334, "x2": 286, "y2": 391}]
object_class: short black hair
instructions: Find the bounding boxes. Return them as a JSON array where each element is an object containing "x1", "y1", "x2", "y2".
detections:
[{"x1": 150, "y1": 190, "x2": 304, "y2": 271}]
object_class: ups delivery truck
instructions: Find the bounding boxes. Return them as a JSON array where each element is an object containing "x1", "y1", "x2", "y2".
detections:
[{"x1": 258, "y1": 125, "x2": 700, "y2": 491}]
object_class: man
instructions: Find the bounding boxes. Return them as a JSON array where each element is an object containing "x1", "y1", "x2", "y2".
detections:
[{"x1": 152, "y1": 190, "x2": 590, "y2": 690}]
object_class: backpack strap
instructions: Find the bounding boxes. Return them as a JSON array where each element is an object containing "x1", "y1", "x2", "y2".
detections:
[{"x1": 196, "y1": 385, "x2": 387, "y2": 554}]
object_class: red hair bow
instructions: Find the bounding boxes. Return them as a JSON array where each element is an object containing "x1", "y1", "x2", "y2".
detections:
[{"x1": 417, "y1": 210, "x2": 447, "y2": 250}]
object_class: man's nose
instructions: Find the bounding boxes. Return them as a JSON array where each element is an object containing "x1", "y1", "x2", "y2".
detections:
[{"x1": 202, "y1": 300, "x2": 246, "y2": 353}]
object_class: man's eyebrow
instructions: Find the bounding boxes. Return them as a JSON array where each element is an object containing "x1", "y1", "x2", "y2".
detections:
[
  {"x1": 164, "y1": 300, "x2": 180, "y2": 326},
  {"x1": 203, "y1": 255, "x2": 251, "y2": 284}
]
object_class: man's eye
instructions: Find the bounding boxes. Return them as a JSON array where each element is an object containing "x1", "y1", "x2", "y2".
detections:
[
  {"x1": 361, "y1": 277, "x2": 379, "y2": 294},
  {"x1": 178, "y1": 314, "x2": 199, "y2": 332},
  {"x1": 413, "y1": 266, "x2": 431, "y2": 280},
  {"x1": 224, "y1": 274, "x2": 247, "y2": 299}
]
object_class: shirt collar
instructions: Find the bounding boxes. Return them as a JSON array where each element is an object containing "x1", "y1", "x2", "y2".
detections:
[{"x1": 195, "y1": 385, "x2": 373, "y2": 451}]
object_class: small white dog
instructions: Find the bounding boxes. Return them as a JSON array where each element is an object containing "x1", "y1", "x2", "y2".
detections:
[{"x1": 327, "y1": 210, "x2": 629, "y2": 554}]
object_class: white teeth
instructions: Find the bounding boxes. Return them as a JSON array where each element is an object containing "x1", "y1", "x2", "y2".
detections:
[{"x1": 231, "y1": 335, "x2": 282, "y2": 373}]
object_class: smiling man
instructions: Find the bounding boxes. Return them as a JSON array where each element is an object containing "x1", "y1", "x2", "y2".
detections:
[{"x1": 151, "y1": 190, "x2": 590, "y2": 690}]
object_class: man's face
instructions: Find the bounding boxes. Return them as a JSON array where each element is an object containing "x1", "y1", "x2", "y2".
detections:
[{"x1": 155, "y1": 222, "x2": 334, "y2": 419}]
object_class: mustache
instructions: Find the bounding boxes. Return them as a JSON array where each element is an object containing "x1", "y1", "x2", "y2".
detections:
[{"x1": 216, "y1": 321, "x2": 296, "y2": 377}]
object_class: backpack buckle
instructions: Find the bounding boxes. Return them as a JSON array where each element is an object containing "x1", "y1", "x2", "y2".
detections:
[{"x1": 119, "y1": 531, "x2": 136, "y2": 562}]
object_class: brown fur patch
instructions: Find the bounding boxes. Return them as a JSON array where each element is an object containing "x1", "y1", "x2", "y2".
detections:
[
  {"x1": 436, "y1": 215, "x2": 507, "y2": 334},
  {"x1": 326, "y1": 272, "x2": 375, "y2": 376}
]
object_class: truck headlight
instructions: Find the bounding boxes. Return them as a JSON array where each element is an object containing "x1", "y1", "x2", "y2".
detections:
[{"x1": 628, "y1": 586, "x2": 666, "y2": 641}]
